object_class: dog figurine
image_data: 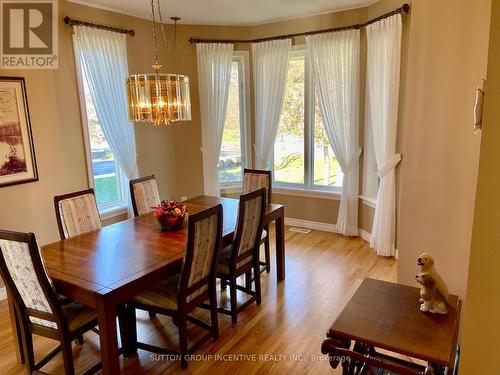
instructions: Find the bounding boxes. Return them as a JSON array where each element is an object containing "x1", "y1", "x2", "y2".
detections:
[
  {"x1": 414, "y1": 273, "x2": 448, "y2": 314},
  {"x1": 417, "y1": 253, "x2": 449, "y2": 303}
]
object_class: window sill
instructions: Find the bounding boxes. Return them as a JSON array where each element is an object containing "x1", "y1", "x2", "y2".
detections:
[
  {"x1": 221, "y1": 185, "x2": 341, "y2": 200},
  {"x1": 273, "y1": 187, "x2": 341, "y2": 200},
  {"x1": 359, "y1": 195, "x2": 376, "y2": 208},
  {"x1": 99, "y1": 205, "x2": 128, "y2": 220},
  {"x1": 220, "y1": 185, "x2": 242, "y2": 195}
]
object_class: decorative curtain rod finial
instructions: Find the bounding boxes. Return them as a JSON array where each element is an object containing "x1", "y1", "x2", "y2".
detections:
[{"x1": 63, "y1": 16, "x2": 135, "y2": 36}]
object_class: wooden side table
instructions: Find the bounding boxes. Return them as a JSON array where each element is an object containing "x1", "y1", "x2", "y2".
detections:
[{"x1": 321, "y1": 278, "x2": 461, "y2": 375}]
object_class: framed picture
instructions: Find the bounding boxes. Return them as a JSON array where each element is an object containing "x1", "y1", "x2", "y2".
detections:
[{"x1": 0, "y1": 77, "x2": 38, "y2": 188}]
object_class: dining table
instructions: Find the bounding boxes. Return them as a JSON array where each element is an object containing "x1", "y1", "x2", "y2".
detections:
[{"x1": 8, "y1": 195, "x2": 285, "y2": 374}]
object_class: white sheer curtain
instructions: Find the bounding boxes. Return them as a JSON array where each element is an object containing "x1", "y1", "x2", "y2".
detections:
[
  {"x1": 366, "y1": 14, "x2": 402, "y2": 257},
  {"x1": 196, "y1": 43, "x2": 234, "y2": 196},
  {"x1": 73, "y1": 26, "x2": 139, "y2": 216},
  {"x1": 306, "y1": 30, "x2": 361, "y2": 236},
  {"x1": 252, "y1": 39, "x2": 291, "y2": 169}
]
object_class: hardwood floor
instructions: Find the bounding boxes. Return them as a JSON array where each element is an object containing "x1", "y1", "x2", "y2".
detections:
[{"x1": 0, "y1": 226, "x2": 396, "y2": 374}]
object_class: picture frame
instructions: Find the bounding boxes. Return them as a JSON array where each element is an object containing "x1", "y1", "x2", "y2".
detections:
[{"x1": 0, "y1": 76, "x2": 38, "y2": 188}]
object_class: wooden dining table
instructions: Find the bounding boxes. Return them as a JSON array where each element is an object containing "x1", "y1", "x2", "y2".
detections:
[{"x1": 9, "y1": 195, "x2": 285, "y2": 374}]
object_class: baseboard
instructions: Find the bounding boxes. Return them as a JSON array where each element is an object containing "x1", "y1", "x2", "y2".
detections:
[
  {"x1": 285, "y1": 217, "x2": 339, "y2": 233},
  {"x1": 284, "y1": 217, "x2": 373, "y2": 244},
  {"x1": 359, "y1": 228, "x2": 372, "y2": 243},
  {"x1": 0, "y1": 287, "x2": 6, "y2": 301}
]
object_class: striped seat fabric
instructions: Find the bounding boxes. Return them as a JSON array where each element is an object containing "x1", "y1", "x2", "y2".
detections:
[
  {"x1": 58, "y1": 193, "x2": 101, "y2": 239},
  {"x1": 132, "y1": 178, "x2": 161, "y2": 216},
  {"x1": 217, "y1": 191, "x2": 264, "y2": 274},
  {"x1": 0, "y1": 239, "x2": 56, "y2": 328},
  {"x1": 243, "y1": 171, "x2": 270, "y2": 198}
]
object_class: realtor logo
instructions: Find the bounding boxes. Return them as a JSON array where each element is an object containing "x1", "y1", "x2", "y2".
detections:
[{"x1": 1, "y1": 0, "x2": 58, "y2": 69}]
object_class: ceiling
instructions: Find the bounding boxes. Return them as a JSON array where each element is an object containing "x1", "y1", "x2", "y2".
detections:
[{"x1": 68, "y1": 0, "x2": 376, "y2": 26}]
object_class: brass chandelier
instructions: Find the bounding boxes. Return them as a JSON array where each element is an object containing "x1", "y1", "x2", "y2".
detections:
[{"x1": 126, "y1": 0, "x2": 191, "y2": 126}]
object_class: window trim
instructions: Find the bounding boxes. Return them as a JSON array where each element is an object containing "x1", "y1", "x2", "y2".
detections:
[
  {"x1": 273, "y1": 45, "x2": 342, "y2": 194},
  {"x1": 74, "y1": 52, "x2": 127, "y2": 214},
  {"x1": 219, "y1": 50, "x2": 252, "y2": 187}
]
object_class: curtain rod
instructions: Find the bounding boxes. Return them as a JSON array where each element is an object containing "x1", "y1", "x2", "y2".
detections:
[
  {"x1": 63, "y1": 16, "x2": 135, "y2": 36},
  {"x1": 189, "y1": 3, "x2": 409, "y2": 44}
]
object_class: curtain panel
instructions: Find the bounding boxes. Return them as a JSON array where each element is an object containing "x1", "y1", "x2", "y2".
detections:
[
  {"x1": 366, "y1": 14, "x2": 403, "y2": 257},
  {"x1": 252, "y1": 39, "x2": 291, "y2": 170},
  {"x1": 306, "y1": 30, "x2": 361, "y2": 236},
  {"x1": 73, "y1": 26, "x2": 139, "y2": 216},
  {"x1": 196, "y1": 43, "x2": 234, "y2": 196}
]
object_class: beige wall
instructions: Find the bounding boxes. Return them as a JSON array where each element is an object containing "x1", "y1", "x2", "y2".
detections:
[
  {"x1": 460, "y1": 0, "x2": 500, "y2": 370},
  {"x1": 394, "y1": 0, "x2": 491, "y2": 299}
]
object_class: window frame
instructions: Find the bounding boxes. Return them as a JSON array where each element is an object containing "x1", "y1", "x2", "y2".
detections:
[
  {"x1": 74, "y1": 55, "x2": 128, "y2": 216},
  {"x1": 219, "y1": 50, "x2": 252, "y2": 188},
  {"x1": 272, "y1": 45, "x2": 342, "y2": 194}
]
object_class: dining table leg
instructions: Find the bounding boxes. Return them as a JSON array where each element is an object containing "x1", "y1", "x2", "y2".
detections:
[
  {"x1": 7, "y1": 291, "x2": 24, "y2": 364},
  {"x1": 95, "y1": 294, "x2": 120, "y2": 375},
  {"x1": 275, "y1": 208, "x2": 285, "y2": 281}
]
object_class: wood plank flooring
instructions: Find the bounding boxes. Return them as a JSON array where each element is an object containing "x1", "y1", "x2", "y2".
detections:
[{"x1": 0, "y1": 226, "x2": 396, "y2": 374}]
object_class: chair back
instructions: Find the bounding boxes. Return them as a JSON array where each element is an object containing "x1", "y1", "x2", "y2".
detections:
[
  {"x1": 179, "y1": 204, "x2": 222, "y2": 305},
  {"x1": 242, "y1": 168, "x2": 272, "y2": 203},
  {"x1": 54, "y1": 189, "x2": 101, "y2": 239},
  {"x1": 231, "y1": 188, "x2": 266, "y2": 271},
  {"x1": 0, "y1": 230, "x2": 62, "y2": 330},
  {"x1": 130, "y1": 175, "x2": 161, "y2": 217}
]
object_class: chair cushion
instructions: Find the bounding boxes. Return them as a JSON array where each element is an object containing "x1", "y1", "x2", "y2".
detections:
[
  {"x1": 58, "y1": 193, "x2": 101, "y2": 238},
  {"x1": 61, "y1": 301, "x2": 97, "y2": 333},
  {"x1": 217, "y1": 244, "x2": 253, "y2": 275},
  {"x1": 133, "y1": 178, "x2": 161, "y2": 216},
  {"x1": 132, "y1": 273, "x2": 180, "y2": 310}
]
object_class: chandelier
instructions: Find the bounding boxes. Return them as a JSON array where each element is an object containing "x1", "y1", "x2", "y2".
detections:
[{"x1": 126, "y1": 0, "x2": 191, "y2": 126}]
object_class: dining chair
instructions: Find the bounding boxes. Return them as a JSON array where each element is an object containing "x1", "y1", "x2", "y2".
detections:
[
  {"x1": 0, "y1": 229, "x2": 108, "y2": 375},
  {"x1": 54, "y1": 188, "x2": 102, "y2": 240},
  {"x1": 125, "y1": 204, "x2": 223, "y2": 369},
  {"x1": 130, "y1": 175, "x2": 161, "y2": 217},
  {"x1": 242, "y1": 168, "x2": 271, "y2": 274},
  {"x1": 217, "y1": 187, "x2": 266, "y2": 324}
]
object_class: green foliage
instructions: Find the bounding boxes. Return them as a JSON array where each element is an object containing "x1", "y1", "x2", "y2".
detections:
[{"x1": 94, "y1": 175, "x2": 119, "y2": 206}]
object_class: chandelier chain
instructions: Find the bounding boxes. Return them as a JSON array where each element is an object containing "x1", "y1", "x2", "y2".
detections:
[
  {"x1": 156, "y1": 0, "x2": 170, "y2": 52},
  {"x1": 150, "y1": 0, "x2": 161, "y2": 70}
]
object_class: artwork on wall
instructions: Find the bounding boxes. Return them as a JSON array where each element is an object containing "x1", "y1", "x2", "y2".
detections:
[{"x1": 0, "y1": 77, "x2": 38, "y2": 188}]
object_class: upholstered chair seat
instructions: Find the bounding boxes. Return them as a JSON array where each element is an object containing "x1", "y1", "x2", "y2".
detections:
[
  {"x1": 217, "y1": 245, "x2": 252, "y2": 275},
  {"x1": 60, "y1": 301, "x2": 98, "y2": 333},
  {"x1": 132, "y1": 273, "x2": 180, "y2": 310}
]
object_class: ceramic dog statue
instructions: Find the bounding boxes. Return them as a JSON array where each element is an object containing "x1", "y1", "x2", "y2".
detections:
[
  {"x1": 415, "y1": 273, "x2": 448, "y2": 314},
  {"x1": 417, "y1": 253, "x2": 449, "y2": 303}
]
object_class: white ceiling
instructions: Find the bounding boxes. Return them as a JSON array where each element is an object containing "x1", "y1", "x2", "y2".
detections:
[{"x1": 68, "y1": 0, "x2": 376, "y2": 26}]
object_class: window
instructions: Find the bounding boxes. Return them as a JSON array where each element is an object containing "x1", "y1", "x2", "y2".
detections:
[
  {"x1": 273, "y1": 48, "x2": 343, "y2": 191},
  {"x1": 218, "y1": 52, "x2": 249, "y2": 185},
  {"x1": 79, "y1": 72, "x2": 127, "y2": 213}
]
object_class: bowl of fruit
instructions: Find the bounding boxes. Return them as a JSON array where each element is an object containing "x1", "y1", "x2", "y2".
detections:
[{"x1": 152, "y1": 199, "x2": 187, "y2": 231}]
